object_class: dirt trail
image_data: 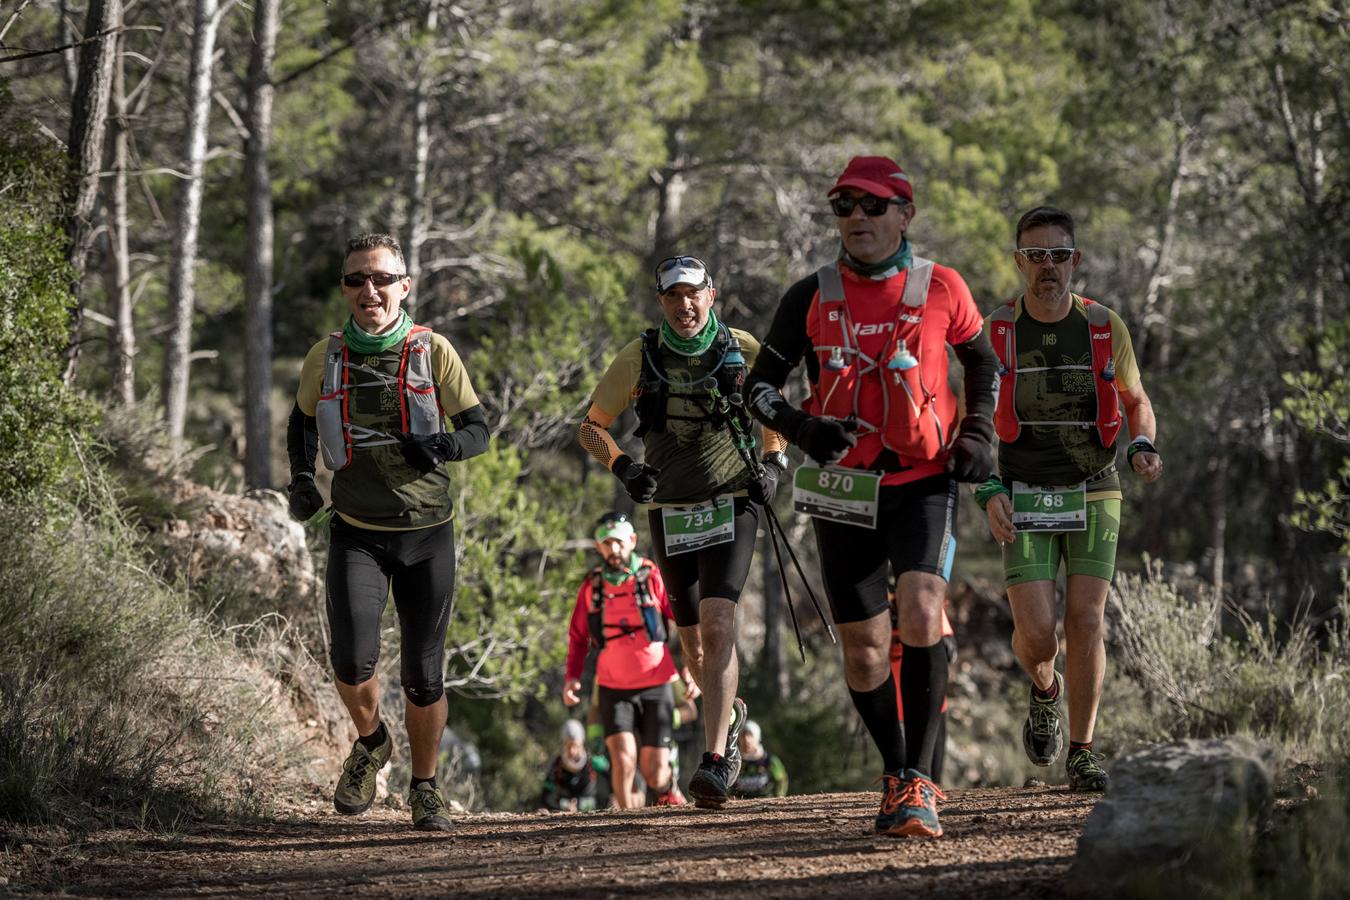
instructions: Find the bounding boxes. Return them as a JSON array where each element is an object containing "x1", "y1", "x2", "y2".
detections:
[{"x1": 9, "y1": 786, "x2": 1096, "y2": 898}]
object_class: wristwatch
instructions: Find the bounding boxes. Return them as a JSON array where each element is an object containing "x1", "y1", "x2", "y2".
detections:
[{"x1": 762, "y1": 451, "x2": 790, "y2": 473}]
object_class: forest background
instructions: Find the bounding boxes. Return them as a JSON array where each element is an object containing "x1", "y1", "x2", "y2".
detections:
[{"x1": 1, "y1": 0, "x2": 1346, "y2": 825}]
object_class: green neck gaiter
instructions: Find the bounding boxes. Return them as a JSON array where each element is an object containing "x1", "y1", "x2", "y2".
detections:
[
  {"x1": 343, "y1": 311, "x2": 413, "y2": 354},
  {"x1": 602, "y1": 552, "x2": 643, "y2": 585},
  {"x1": 841, "y1": 239, "x2": 912, "y2": 279},
  {"x1": 661, "y1": 309, "x2": 720, "y2": 357}
]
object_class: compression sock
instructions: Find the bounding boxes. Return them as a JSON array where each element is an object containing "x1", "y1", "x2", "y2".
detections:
[
  {"x1": 410, "y1": 776, "x2": 438, "y2": 791},
  {"x1": 849, "y1": 675, "x2": 905, "y2": 773},
  {"x1": 358, "y1": 721, "x2": 388, "y2": 751},
  {"x1": 1033, "y1": 676, "x2": 1061, "y2": 702},
  {"x1": 899, "y1": 641, "x2": 948, "y2": 777}
]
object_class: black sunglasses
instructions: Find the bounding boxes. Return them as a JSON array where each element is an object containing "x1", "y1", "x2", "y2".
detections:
[
  {"x1": 829, "y1": 195, "x2": 907, "y2": 217},
  {"x1": 342, "y1": 271, "x2": 406, "y2": 288},
  {"x1": 595, "y1": 512, "x2": 630, "y2": 528},
  {"x1": 1015, "y1": 247, "x2": 1075, "y2": 264}
]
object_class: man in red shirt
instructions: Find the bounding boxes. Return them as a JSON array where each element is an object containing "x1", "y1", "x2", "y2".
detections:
[
  {"x1": 563, "y1": 512, "x2": 689, "y2": 808},
  {"x1": 746, "y1": 156, "x2": 999, "y2": 837}
]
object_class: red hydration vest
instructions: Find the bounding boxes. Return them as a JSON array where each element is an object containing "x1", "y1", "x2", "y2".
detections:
[
  {"x1": 804, "y1": 259, "x2": 955, "y2": 467},
  {"x1": 315, "y1": 326, "x2": 444, "y2": 470},
  {"x1": 586, "y1": 559, "x2": 666, "y2": 648},
  {"x1": 988, "y1": 296, "x2": 1121, "y2": 448}
]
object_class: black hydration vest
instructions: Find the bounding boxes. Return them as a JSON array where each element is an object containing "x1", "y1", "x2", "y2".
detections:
[
  {"x1": 632, "y1": 322, "x2": 749, "y2": 438},
  {"x1": 587, "y1": 562, "x2": 667, "y2": 648}
]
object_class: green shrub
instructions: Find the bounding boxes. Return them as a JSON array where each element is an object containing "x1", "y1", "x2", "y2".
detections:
[
  {"x1": 0, "y1": 459, "x2": 324, "y2": 830},
  {"x1": 0, "y1": 83, "x2": 85, "y2": 503},
  {"x1": 1107, "y1": 558, "x2": 1350, "y2": 759}
]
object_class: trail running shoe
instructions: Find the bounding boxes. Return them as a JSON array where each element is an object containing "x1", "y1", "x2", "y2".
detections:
[
  {"x1": 688, "y1": 752, "x2": 737, "y2": 809},
  {"x1": 723, "y1": 697, "x2": 749, "y2": 786},
  {"x1": 409, "y1": 782, "x2": 453, "y2": 831},
  {"x1": 1023, "y1": 671, "x2": 1065, "y2": 767},
  {"x1": 1066, "y1": 748, "x2": 1110, "y2": 792},
  {"x1": 333, "y1": 730, "x2": 393, "y2": 815},
  {"x1": 874, "y1": 771, "x2": 907, "y2": 834},
  {"x1": 653, "y1": 783, "x2": 687, "y2": 807},
  {"x1": 879, "y1": 769, "x2": 947, "y2": 838}
]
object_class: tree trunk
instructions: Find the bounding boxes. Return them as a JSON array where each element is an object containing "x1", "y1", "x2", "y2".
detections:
[
  {"x1": 242, "y1": 0, "x2": 279, "y2": 488},
  {"x1": 63, "y1": 0, "x2": 118, "y2": 386},
  {"x1": 403, "y1": 0, "x2": 439, "y2": 318},
  {"x1": 58, "y1": 0, "x2": 78, "y2": 96},
  {"x1": 1137, "y1": 113, "x2": 1186, "y2": 370},
  {"x1": 106, "y1": 24, "x2": 135, "y2": 405},
  {"x1": 162, "y1": 0, "x2": 222, "y2": 438}
]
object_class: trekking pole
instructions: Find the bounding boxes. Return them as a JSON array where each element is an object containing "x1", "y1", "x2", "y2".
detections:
[{"x1": 716, "y1": 391, "x2": 837, "y2": 650}]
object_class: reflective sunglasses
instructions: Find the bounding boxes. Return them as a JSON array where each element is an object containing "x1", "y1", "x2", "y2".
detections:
[
  {"x1": 1015, "y1": 247, "x2": 1075, "y2": 264},
  {"x1": 655, "y1": 255, "x2": 708, "y2": 276},
  {"x1": 829, "y1": 194, "x2": 906, "y2": 217},
  {"x1": 341, "y1": 271, "x2": 406, "y2": 288}
]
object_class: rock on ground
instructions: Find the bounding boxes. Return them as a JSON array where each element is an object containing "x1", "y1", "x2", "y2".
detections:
[{"x1": 1067, "y1": 736, "x2": 1278, "y2": 897}]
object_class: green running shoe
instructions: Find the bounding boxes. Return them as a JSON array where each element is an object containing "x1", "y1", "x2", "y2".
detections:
[
  {"x1": 409, "y1": 782, "x2": 453, "y2": 831},
  {"x1": 1022, "y1": 671, "x2": 1065, "y2": 767},
  {"x1": 1066, "y1": 747, "x2": 1109, "y2": 792},
  {"x1": 333, "y1": 730, "x2": 392, "y2": 815}
]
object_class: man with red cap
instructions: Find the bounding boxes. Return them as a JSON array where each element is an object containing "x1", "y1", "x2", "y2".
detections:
[{"x1": 745, "y1": 156, "x2": 999, "y2": 837}]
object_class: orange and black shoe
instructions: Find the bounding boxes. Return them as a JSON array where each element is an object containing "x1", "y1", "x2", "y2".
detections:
[{"x1": 876, "y1": 769, "x2": 946, "y2": 838}]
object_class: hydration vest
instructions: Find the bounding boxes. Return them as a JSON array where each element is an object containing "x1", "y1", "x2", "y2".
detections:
[
  {"x1": 587, "y1": 560, "x2": 667, "y2": 649},
  {"x1": 315, "y1": 326, "x2": 444, "y2": 471},
  {"x1": 633, "y1": 323, "x2": 747, "y2": 437},
  {"x1": 804, "y1": 259, "x2": 953, "y2": 465},
  {"x1": 988, "y1": 297, "x2": 1121, "y2": 448}
]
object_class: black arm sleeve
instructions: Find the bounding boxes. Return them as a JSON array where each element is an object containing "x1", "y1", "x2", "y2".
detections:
[
  {"x1": 952, "y1": 332, "x2": 999, "y2": 425},
  {"x1": 286, "y1": 402, "x2": 318, "y2": 478},
  {"x1": 745, "y1": 273, "x2": 820, "y2": 440},
  {"x1": 446, "y1": 404, "x2": 490, "y2": 462}
]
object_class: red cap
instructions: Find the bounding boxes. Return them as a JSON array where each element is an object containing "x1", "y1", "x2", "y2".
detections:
[{"x1": 829, "y1": 155, "x2": 913, "y2": 202}]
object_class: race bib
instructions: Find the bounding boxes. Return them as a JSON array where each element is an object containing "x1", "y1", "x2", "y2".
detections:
[
  {"x1": 1011, "y1": 481, "x2": 1087, "y2": 532},
  {"x1": 661, "y1": 496, "x2": 735, "y2": 555},
  {"x1": 792, "y1": 465, "x2": 882, "y2": 529}
]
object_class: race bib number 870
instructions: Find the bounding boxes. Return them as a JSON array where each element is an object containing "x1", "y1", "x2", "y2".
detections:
[{"x1": 792, "y1": 465, "x2": 881, "y2": 529}]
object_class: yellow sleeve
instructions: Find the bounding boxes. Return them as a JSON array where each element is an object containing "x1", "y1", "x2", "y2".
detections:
[
  {"x1": 1108, "y1": 309, "x2": 1141, "y2": 392},
  {"x1": 591, "y1": 338, "x2": 644, "y2": 418},
  {"x1": 295, "y1": 339, "x2": 328, "y2": 416},
  {"x1": 732, "y1": 328, "x2": 761, "y2": 367},
  {"x1": 431, "y1": 333, "x2": 480, "y2": 418}
]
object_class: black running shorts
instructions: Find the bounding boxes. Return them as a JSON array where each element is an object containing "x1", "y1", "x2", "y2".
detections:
[
  {"x1": 648, "y1": 496, "x2": 760, "y2": 626},
  {"x1": 812, "y1": 475, "x2": 958, "y2": 625},
  {"x1": 326, "y1": 516, "x2": 456, "y2": 706},
  {"x1": 598, "y1": 682, "x2": 675, "y2": 747}
]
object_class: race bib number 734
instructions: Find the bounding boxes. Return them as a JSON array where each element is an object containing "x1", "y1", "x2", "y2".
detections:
[{"x1": 661, "y1": 496, "x2": 735, "y2": 555}]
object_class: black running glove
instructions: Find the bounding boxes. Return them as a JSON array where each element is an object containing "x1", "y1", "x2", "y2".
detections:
[
  {"x1": 795, "y1": 416, "x2": 858, "y2": 466},
  {"x1": 612, "y1": 454, "x2": 661, "y2": 503},
  {"x1": 748, "y1": 452, "x2": 788, "y2": 506},
  {"x1": 944, "y1": 416, "x2": 996, "y2": 483},
  {"x1": 287, "y1": 472, "x2": 324, "y2": 521},
  {"x1": 396, "y1": 432, "x2": 460, "y2": 474}
]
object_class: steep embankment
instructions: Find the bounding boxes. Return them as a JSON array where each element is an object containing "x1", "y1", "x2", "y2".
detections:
[{"x1": 6, "y1": 786, "x2": 1095, "y2": 898}]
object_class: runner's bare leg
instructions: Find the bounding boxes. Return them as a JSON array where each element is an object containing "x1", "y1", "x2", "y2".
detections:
[{"x1": 697, "y1": 597, "x2": 737, "y2": 755}]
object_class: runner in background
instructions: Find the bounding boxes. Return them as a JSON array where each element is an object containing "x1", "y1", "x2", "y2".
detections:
[
  {"x1": 540, "y1": 720, "x2": 599, "y2": 812},
  {"x1": 729, "y1": 721, "x2": 789, "y2": 799}
]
